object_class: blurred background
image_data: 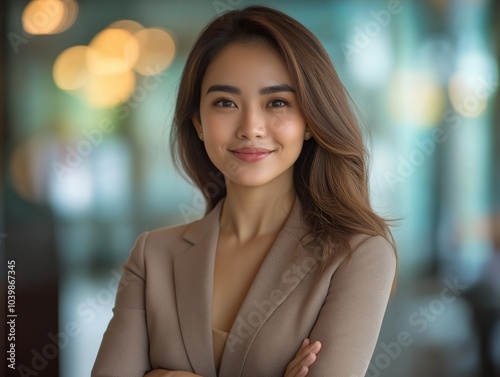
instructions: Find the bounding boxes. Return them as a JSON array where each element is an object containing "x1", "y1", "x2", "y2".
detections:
[{"x1": 1, "y1": 0, "x2": 499, "y2": 376}]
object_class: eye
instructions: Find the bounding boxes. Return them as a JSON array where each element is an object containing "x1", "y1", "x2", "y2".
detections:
[
  {"x1": 211, "y1": 98, "x2": 236, "y2": 108},
  {"x1": 267, "y1": 98, "x2": 291, "y2": 108}
]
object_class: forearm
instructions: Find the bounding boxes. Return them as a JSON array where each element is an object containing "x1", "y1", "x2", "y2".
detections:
[{"x1": 145, "y1": 369, "x2": 203, "y2": 377}]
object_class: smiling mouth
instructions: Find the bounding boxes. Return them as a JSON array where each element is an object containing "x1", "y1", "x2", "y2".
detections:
[{"x1": 230, "y1": 150, "x2": 273, "y2": 162}]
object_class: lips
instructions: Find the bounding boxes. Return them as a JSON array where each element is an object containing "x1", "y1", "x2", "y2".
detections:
[{"x1": 230, "y1": 147, "x2": 273, "y2": 162}]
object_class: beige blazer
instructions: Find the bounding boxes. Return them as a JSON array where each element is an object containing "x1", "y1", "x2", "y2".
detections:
[{"x1": 92, "y1": 197, "x2": 396, "y2": 377}]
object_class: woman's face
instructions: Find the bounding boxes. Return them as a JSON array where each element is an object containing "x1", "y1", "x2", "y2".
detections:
[{"x1": 193, "y1": 42, "x2": 309, "y2": 190}]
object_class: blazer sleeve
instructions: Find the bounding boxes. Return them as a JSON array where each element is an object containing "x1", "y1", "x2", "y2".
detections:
[
  {"x1": 307, "y1": 235, "x2": 397, "y2": 377},
  {"x1": 92, "y1": 232, "x2": 152, "y2": 377}
]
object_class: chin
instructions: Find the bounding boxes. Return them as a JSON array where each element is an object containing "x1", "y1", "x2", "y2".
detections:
[
  {"x1": 226, "y1": 176, "x2": 273, "y2": 188},
  {"x1": 227, "y1": 170, "x2": 292, "y2": 189}
]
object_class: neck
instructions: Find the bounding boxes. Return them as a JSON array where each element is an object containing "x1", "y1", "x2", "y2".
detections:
[{"x1": 219, "y1": 173, "x2": 296, "y2": 244}]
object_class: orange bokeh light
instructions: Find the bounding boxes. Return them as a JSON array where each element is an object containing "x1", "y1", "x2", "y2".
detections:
[
  {"x1": 53, "y1": 45, "x2": 90, "y2": 91},
  {"x1": 84, "y1": 70, "x2": 136, "y2": 108},
  {"x1": 87, "y1": 28, "x2": 140, "y2": 76},
  {"x1": 22, "y1": 0, "x2": 78, "y2": 35},
  {"x1": 133, "y1": 28, "x2": 176, "y2": 76}
]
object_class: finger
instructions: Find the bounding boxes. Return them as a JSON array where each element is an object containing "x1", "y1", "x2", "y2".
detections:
[
  {"x1": 288, "y1": 353, "x2": 316, "y2": 377},
  {"x1": 295, "y1": 365, "x2": 309, "y2": 377},
  {"x1": 286, "y1": 339, "x2": 310, "y2": 372},
  {"x1": 286, "y1": 342, "x2": 321, "y2": 376},
  {"x1": 290, "y1": 340, "x2": 321, "y2": 370},
  {"x1": 300, "y1": 338, "x2": 310, "y2": 349},
  {"x1": 299, "y1": 341, "x2": 322, "y2": 359},
  {"x1": 286, "y1": 364, "x2": 307, "y2": 377}
]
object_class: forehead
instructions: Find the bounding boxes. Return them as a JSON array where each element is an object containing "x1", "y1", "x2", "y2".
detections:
[{"x1": 201, "y1": 42, "x2": 292, "y2": 90}]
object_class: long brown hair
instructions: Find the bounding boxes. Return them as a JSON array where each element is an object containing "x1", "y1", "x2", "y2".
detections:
[{"x1": 170, "y1": 5, "x2": 397, "y2": 290}]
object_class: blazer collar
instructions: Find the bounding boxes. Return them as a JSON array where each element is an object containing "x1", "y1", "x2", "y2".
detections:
[{"x1": 174, "y1": 196, "x2": 319, "y2": 377}]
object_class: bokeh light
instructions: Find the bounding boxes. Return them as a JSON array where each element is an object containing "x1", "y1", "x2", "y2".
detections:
[
  {"x1": 57, "y1": 0, "x2": 78, "y2": 33},
  {"x1": 22, "y1": 0, "x2": 78, "y2": 35},
  {"x1": 53, "y1": 45, "x2": 90, "y2": 91},
  {"x1": 87, "y1": 28, "x2": 139, "y2": 76},
  {"x1": 52, "y1": 22, "x2": 176, "y2": 108},
  {"x1": 133, "y1": 28, "x2": 176, "y2": 76},
  {"x1": 108, "y1": 19, "x2": 144, "y2": 34},
  {"x1": 9, "y1": 137, "x2": 51, "y2": 203},
  {"x1": 388, "y1": 70, "x2": 445, "y2": 127},
  {"x1": 449, "y1": 72, "x2": 488, "y2": 118},
  {"x1": 84, "y1": 70, "x2": 136, "y2": 108}
]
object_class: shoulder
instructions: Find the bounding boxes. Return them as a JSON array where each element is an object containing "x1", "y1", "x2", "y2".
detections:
[
  {"x1": 127, "y1": 199, "x2": 224, "y2": 263},
  {"x1": 321, "y1": 233, "x2": 397, "y2": 299},
  {"x1": 308, "y1": 233, "x2": 396, "y2": 284},
  {"x1": 349, "y1": 233, "x2": 395, "y2": 253},
  {"x1": 147, "y1": 216, "x2": 206, "y2": 249},
  {"x1": 126, "y1": 216, "x2": 206, "y2": 263},
  {"x1": 145, "y1": 221, "x2": 193, "y2": 247},
  {"x1": 344, "y1": 233, "x2": 397, "y2": 276}
]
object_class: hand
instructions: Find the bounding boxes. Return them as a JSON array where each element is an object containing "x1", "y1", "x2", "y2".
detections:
[
  {"x1": 144, "y1": 369, "x2": 203, "y2": 377},
  {"x1": 284, "y1": 338, "x2": 322, "y2": 377}
]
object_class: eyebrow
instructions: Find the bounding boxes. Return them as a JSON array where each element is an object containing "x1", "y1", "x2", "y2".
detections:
[{"x1": 206, "y1": 84, "x2": 295, "y2": 95}]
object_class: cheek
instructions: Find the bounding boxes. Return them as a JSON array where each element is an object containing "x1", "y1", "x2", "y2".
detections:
[
  {"x1": 202, "y1": 113, "x2": 233, "y2": 142},
  {"x1": 270, "y1": 117, "x2": 306, "y2": 145}
]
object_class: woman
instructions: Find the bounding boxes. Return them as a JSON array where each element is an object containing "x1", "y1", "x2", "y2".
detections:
[{"x1": 92, "y1": 5, "x2": 397, "y2": 377}]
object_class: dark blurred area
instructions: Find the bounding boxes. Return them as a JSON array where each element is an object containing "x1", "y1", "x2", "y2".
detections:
[{"x1": 1, "y1": 1, "x2": 499, "y2": 376}]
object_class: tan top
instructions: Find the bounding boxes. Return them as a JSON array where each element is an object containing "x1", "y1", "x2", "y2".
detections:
[{"x1": 212, "y1": 328, "x2": 229, "y2": 375}]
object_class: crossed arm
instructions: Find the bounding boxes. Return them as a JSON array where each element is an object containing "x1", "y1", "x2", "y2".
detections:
[
  {"x1": 92, "y1": 234, "x2": 395, "y2": 377},
  {"x1": 145, "y1": 337, "x2": 322, "y2": 377}
]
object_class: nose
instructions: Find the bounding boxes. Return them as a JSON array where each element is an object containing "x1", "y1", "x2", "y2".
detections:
[{"x1": 236, "y1": 105, "x2": 266, "y2": 140}]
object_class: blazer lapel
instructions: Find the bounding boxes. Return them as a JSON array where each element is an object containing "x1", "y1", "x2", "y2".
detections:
[
  {"x1": 219, "y1": 197, "x2": 319, "y2": 377},
  {"x1": 173, "y1": 200, "x2": 225, "y2": 377}
]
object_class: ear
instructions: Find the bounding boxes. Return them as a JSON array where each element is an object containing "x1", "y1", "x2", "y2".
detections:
[
  {"x1": 192, "y1": 113, "x2": 203, "y2": 139},
  {"x1": 304, "y1": 128, "x2": 312, "y2": 140}
]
